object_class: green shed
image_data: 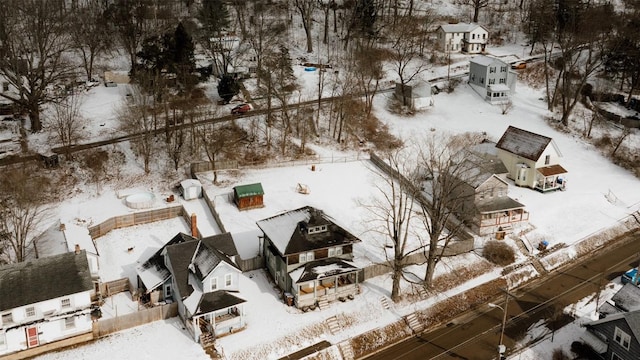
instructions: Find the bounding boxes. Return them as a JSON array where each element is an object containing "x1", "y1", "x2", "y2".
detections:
[{"x1": 233, "y1": 183, "x2": 264, "y2": 210}]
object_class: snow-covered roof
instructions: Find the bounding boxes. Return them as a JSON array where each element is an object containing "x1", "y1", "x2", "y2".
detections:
[
  {"x1": 231, "y1": 229, "x2": 263, "y2": 259},
  {"x1": 191, "y1": 238, "x2": 240, "y2": 281},
  {"x1": 495, "y1": 126, "x2": 553, "y2": 162},
  {"x1": 471, "y1": 55, "x2": 506, "y2": 67},
  {"x1": 439, "y1": 23, "x2": 487, "y2": 33},
  {"x1": 136, "y1": 233, "x2": 198, "y2": 292},
  {"x1": 63, "y1": 222, "x2": 98, "y2": 256},
  {"x1": 256, "y1": 206, "x2": 361, "y2": 256},
  {"x1": 289, "y1": 258, "x2": 359, "y2": 284},
  {"x1": 588, "y1": 309, "x2": 640, "y2": 342},
  {"x1": 180, "y1": 179, "x2": 202, "y2": 189}
]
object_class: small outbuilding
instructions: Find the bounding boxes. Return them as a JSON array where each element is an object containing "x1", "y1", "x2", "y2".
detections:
[
  {"x1": 233, "y1": 183, "x2": 264, "y2": 210},
  {"x1": 180, "y1": 179, "x2": 203, "y2": 200}
]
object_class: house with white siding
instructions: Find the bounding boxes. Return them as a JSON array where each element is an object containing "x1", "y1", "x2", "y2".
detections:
[
  {"x1": 468, "y1": 55, "x2": 517, "y2": 103},
  {"x1": 436, "y1": 23, "x2": 489, "y2": 54},
  {"x1": 0, "y1": 251, "x2": 95, "y2": 357}
]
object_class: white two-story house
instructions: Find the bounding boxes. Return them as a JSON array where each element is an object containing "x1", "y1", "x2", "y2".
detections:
[
  {"x1": 0, "y1": 250, "x2": 95, "y2": 358},
  {"x1": 495, "y1": 126, "x2": 568, "y2": 192},
  {"x1": 468, "y1": 55, "x2": 517, "y2": 103},
  {"x1": 436, "y1": 23, "x2": 489, "y2": 54}
]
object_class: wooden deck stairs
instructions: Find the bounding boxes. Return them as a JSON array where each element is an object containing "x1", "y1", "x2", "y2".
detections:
[
  {"x1": 317, "y1": 298, "x2": 330, "y2": 310},
  {"x1": 338, "y1": 341, "x2": 355, "y2": 360},
  {"x1": 417, "y1": 285, "x2": 428, "y2": 299}
]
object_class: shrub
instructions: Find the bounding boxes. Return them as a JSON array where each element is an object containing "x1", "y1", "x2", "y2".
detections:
[
  {"x1": 552, "y1": 348, "x2": 570, "y2": 360},
  {"x1": 483, "y1": 241, "x2": 516, "y2": 266}
]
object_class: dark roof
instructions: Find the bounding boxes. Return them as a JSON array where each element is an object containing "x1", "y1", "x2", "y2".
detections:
[
  {"x1": 476, "y1": 197, "x2": 526, "y2": 213},
  {"x1": 537, "y1": 164, "x2": 568, "y2": 176},
  {"x1": 137, "y1": 232, "x2": 198, "y2": 291},
  {"x1": 0, "y1": 251, "x2": 93, "y2": 311},
  {"x1": 191, "y1": 239, "x2": 240, "y2": 281},
  {"x1": 495, "y1": 126, "x2": 552, "y2": 161},
  {"x1": 197, "y1": 290, "x2": 246, "y2": 315},
  {"x1": 598, "y1": 283, "x2": 640, "y2": 316},
  {"x1": 233, "y1": 183, "x2": 264, "y2": 198},
  {"x1": 588, "y1": 309, "x2": 640, "y2": 342},
  {"x1": 290, "y1": 258, "x2": 359, "y2": 283},
  {"x1": 256, "y1": 206, "x2": 361, "y2": 256},
  {"x1": 165, "y1": 240, "x2": 199, "y2": 298},
  {"x1": 201, "y1": 233, "x2": 239, "y2": 258}
]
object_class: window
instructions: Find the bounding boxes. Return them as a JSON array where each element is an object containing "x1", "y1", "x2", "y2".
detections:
[
  {"x1": 165, "y1": 284, "x2": 172, "y2": 297},
  {"x1": 483, "y1": 34, "x2": 486, "y2": 39},
  {"x1": 2, "y1": 83, "x2": 8, "y2": 92},
  {"x1": 489, "y1": 79, "x2": 495, "y2": 85},
  {"x1": 299, "y1": 253, "x2": 306, "y2": 262},
  {"x1": 545, "y1": 155, "x2": 551, "y2": 165},
  {"x1": 471, "y1": 74, "x2": 475, "y2": 81},
  {"x1": 328, "y1": 247, "x2": 335, "y2": 257},
  {"x1": 499, "y1": 78, "x2": 506, "y2": 84},
  {"x1": 225, "y1": 274, "x2": 232, "y2": 287},
  {"x1": 614, "y1": 327, "x2": 631, "y2": 350},
  {"x1": 64, "y1": 317, "x2": 75, "y2": 330},
  {"x1": 25, "y1": 306, "x2": 36, "y2": 318},
  {"x1": 489, "y1": 67, "x2": 496, "y2": 73},
  {"x1": 210, "y1": 277, "x2": 218, "y2": 291},
  {"x1": 61, "y1": 298, "x2": 71, "y2": 309},
  {"x1": 1, "y1": 313, "x2": 12, "y2": 325},
  {"x1": 306, "y1": 251, "x2": 314, "y2": 261},
  {"x1": 472, "y1": 34, "x2": 476, "y2": 39},
  {"x1": 612, "y1": 353, "x2": 622, "y2": 360}
]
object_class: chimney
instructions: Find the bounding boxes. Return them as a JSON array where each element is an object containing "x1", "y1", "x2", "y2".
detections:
[
  {"x1": 191, "y1": 213, "x2": 198, "y2": 238},
  {"x1": 74, "y1": 244, "x2": 81, "y2": 255}
]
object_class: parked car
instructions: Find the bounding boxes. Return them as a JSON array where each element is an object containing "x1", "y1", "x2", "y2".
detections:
[
  {"x1": 231, "y1": 103, "x2": 252, "y2": 115},
  {"x1": 621, "y1": 268, "x2": 639, "y2": 285},
  {"x1": 511, "y1": 61, "x2": 526, "y2": 70}
]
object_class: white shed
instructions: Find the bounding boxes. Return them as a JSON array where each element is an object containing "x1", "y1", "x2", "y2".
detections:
[{"x1": 180, "y1": 179, "x2": 203, "y2": 200}]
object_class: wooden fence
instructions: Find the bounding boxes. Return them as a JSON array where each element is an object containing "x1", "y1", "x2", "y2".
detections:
[
  {"x1": 99, "y1": 278, "x2": 131, "y2": 297},
  {"x1": 88, "y1": 205, "x2": 185, "y2": 239},
  {"x1": 92, "y1": 302, "x2": 178, "y2": 338}
]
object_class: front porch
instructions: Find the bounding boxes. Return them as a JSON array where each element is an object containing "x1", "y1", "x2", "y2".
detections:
[
  {"x1": 290, "y1": 259, "x2": 360, "y2": 309},
  {"x1": 535, "y1": 165, "x2": 568, "y2": 193},
  {"x1": 184, "y1": 290, "x2": 247, "y2": 343},
  {"x1": 474, "y1": 197, "x2": 529, "y2": 236}
]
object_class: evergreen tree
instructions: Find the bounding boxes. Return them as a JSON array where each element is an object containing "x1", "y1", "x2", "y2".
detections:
[
  {"x1": 198, "y1": 0, "x2": 230, "y2": 35},
  {"x1": 169, "y1": 22, "x2": 197, "y2": 89}
]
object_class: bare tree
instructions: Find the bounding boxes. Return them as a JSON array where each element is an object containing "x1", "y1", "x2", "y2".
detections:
[
  {"x1": 0, "y1": 0, "x2": 75, "y2": 132},
  {"x1": 118, "y1": 86, "x2": 155, "y2": 174},
  {"x1": 83, "y1": 149, "x2": 109, "y2": 195},
  {"x1": 387, "y1": 16, "x2": 430, "y2": 107},
  {"x1": 50, "y1": 93, "x2": 86, "y2": 159},
  {"x1": 294, "y1": 0, "x2": 317, "y2": 53},
  {"x1": 463, "y1": 0, "x2": 490, "y2": 23},
  {"x1": 199, "y1": 114, "x2": 247, "y2": 184},
  {"x1": 611, "y1": 127, "x2": 636, "y2": 157},
  {"x1": 351, "y1": 46, "x2": 384, "y2": 117},
  {"x1": 0, "y1": 166, "x2": 50, "y2": 263},
  {"x1": 363, "y1": 150, "x2": 425, "y2": 301},
  {"x1": 416, "y1": 132, "x2": 483, "y2": 287},
  {"x1": 70, "y1": 0, "x2": 113, "y2": 81}
]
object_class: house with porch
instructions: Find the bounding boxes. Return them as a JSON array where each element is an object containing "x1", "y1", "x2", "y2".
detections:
[
  {"x1": 446, "y1": 142, "x2": 529, "y2": 236},
  {"x1": 136, "y1": 232, "x2": 246, "y2": 344},
  {"x1": 436, "y1": 23, "x2": 489, "y2": 54},
  {"x1": 468, "y1": 55, "x2": 517, "y2": 103},
  {"x1": 257, "y1": 206, "x2": 362, "y2": 310},
  {"x1": 586, "y1": 309, "x2": 640, "y2": 360},
  {"x1": 0, "y1": 250, "x2": 96, "y2": 358},
  {"x1": 495, "y1": 126, "x2": 568, "y2": 193}
]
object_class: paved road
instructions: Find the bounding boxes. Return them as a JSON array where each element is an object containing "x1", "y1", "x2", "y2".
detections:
[{"x1": 364, "y1": 229, "x2": 640, "y2": 360}]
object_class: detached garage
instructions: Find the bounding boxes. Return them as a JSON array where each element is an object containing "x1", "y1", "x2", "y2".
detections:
[{"x1": 233, "y1": 183, "x2": 264, "y2": 210}]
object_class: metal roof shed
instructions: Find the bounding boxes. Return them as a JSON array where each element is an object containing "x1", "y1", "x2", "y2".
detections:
[{"x1": 233, "y1": 183, "x2": 264, "y2": 210}]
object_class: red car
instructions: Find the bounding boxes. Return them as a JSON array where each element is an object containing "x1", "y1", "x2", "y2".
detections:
[{"x1": 231, "y1": 103, "x2": 252, "y2": 115}]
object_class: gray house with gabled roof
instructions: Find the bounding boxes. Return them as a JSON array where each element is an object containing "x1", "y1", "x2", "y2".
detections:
[
  {"x1": 257, "y1": 206, "x2": 362, "y2": 309},
  {"x1": 495, "y1": 126, "x2": 568, "y2": 192},
  {"x1": 587, "y1": 309, "x2": 640, "y2": 360},
  {"x1": 0, "y1": 251, "x2": 95, "y2": 357},
  {"x1": 468, "y1": 55, "x2": 517, "y2": 103}
]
